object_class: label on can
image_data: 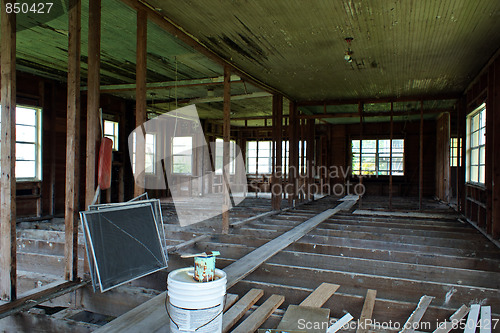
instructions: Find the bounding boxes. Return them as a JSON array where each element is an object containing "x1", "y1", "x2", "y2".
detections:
[{"x1": 169, "y1": 303, "x2": 223, "y2": 333}]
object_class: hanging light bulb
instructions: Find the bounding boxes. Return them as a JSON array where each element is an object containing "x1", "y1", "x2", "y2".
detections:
[{"x1": 344, "y1": 37, "x2": 354, "y2": 63}]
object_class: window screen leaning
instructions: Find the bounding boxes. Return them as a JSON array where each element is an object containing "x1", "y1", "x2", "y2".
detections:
[{"x1": 80, "y1": 202, "x2": 167, "y2": 292}]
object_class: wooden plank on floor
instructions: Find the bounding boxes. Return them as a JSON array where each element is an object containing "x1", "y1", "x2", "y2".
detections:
[
  {"x1": 432, "y1": 305, "x2": 469, "y2": 333},
  {"x1": 299, "y1": 283, "x2": 340, "y2": 308},
  {"x1": 166, "y1": 235, "x2": 210, "y2": 253},
  {"x1": 222, "y1": 288, "x2": 264, "y2": 333},
  {"x1": 432, "y1": 305, "x2": 470, "y2": 333},
  {"x1": 464, "y1": 304, "x2": 480, "y2": 333},
  {"x1": 224, "y1": 198, "x2": 358, "y2": 288},
  {"x1": 224, "y1": 293, "x2": 239, "y2": 312},
  {"x1": 327, "y1": 313, "x2": 354, "y2": 333},
  {"x1": 356, "y1": 289, "x2": 377, "y2": 333},
  {"x1": 399, "y1": 295, "x2": 434, "y2": 333},
  {"x1": 277, "y1": 305, "x2": 330, "y2": 333},
  {"x1": 353, "y1": 210, "x2": 458, "y2": 220},
  {"x1": 231, "y1": 294, "x2": 284, "y2": 333},
  {"x1": 480, "y1": 306, "x2": 491, "y2": 333}
]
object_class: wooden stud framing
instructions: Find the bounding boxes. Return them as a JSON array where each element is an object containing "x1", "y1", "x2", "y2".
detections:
[
  {"x1": 85, "y1": 0, "x2": 101, "y2": 208},
  {"x1": 271, "y1": 94, "x2": 283, "y2": 210},
  {"x1": 0, "y1": 0, "x2": 17, "y2": 301},
  {"x1": 419, "y1": 100, "x2": 424, "y2": 210},
  {"x1": 306, "y1": 119, "x2": 314, "y2": 201},
  {"x1": 492, "y1": 57, "x2": 500, "y2": 238},
  {"x1": 389, "y1": 102, "x2": 393, "y2": 210},
  {"x1": 134, "y1": 9, "x2": 147, "y2": 198},
  {"x1": 288, "y1": 101, "x2": 298, "y2": 206},
  {"x1": 358, "y1": 102, "x2": 363, "y2": 208},
  {"x1": 64, "y1": 0, "x2": 82, "y2": 282},
  {"x1": 222, "y1": 65, "x2": 231, "y2": 234}
]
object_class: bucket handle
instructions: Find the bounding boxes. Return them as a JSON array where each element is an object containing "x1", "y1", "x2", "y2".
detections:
[{"x1": 165, "y1": 294, "x2": 226, "y2": 332}]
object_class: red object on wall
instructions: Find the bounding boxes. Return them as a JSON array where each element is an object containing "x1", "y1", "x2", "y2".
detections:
[{"x1": 98, "y1": 137, "x2": 113, "y2": 190}]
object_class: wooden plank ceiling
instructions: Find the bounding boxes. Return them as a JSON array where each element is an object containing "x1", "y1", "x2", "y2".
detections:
[{"x1": 8, "y1": 0, "x2": 500, "y2": 124}]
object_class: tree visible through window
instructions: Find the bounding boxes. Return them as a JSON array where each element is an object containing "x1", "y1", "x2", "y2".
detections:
[
  {"x1": 172, "y1": 136, "x2": 192, "y2": 174},
  {"x1": 467, "y1": 103, "x2": 486, "y2": 184},
  {"x1": 352, "y1": 139, "x2": 404, "y2": 176},
  {"x1": 0, "y1": 105, "x2": 42, "y2": 181}
]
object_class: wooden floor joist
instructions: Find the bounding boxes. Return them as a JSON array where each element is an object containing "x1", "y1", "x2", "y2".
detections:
[
  {"x1": 356, "y1": 289, "x2": 377, "y2": 333},
  {"x1": 225, "y1": 198, "x2": 358, "y2": 288}
]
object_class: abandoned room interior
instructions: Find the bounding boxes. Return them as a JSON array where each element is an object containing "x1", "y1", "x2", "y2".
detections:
[{"x1": 1, "y1": 0, "x2": 500, "y2": 332}]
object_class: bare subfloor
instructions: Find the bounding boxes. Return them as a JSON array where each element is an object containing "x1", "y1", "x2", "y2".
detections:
[{"x1": 3, "y1": 195, "x2": 499, "y2": 332}]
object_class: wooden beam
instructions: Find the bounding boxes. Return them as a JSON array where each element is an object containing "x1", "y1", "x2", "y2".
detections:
[
  {"x1": 222, "y1": 288, "x2": 264, "y2": 333},
  {"x1": 492, "y1": 57, "x2": 500, "y2": 238},
  {"x1": 419, "y1": 100, "x2": 424, "y2": 210},
  {"x1": 299, "y1": 283, "x2": 340, "y2": 308},
  {"x1": 400, "y1": 295, "x2": 434, "y2": 333},
  {"x1": 118, "y1": 0, "x2": 288, "y2": 99},
  {"x1": 0, "y1": 281, "x2": 86, "y2": 320},
  {"x1": 186, "y1": 91, "x2": 270, "y2": 105},
  {"x1": 288, "y1": 101, "x2": 298, "y2": 206},
  {"x1": 358, "y1": 102, "x2": 363, "y2": 209},
  {"x1": 85, "y1": 0, "x2": 101, "y2": 208},
  {"x1": 0, "y1": 0, "x2": 17, "y2": 302},
  {"x1": 389, "y1": 102, "x2": 393, "y2": 210},
  {"x1": 306, "y1": 118, "x2": 314, "y2": 201},
  {"x1": 64, "y1": 0, "x2": 81, "y2": 282},
  {"x1": 297, "y1": 108, "x2": 452, "y2": 120},
  {"x1": 86, "y1": 75, "x2": 241, "y2": 92},
  {"x1": 222, "y1": 65, "x2": 231, "y2": 234},
  {"x1": 297, "y1": 94, "x2": 460, "y2": 107},
  {"x1": 356, "y1": 289, "x2": 377, "y2": 333},
  {"x1": 231, "y1": 294, "x2": 284, "y2": 333},
  {"x1": 134, "y1": 10, "x2": 147, "y2": 198},
  {"x1": 271, "y1": 94, "x2": 283, "y2": 210}
]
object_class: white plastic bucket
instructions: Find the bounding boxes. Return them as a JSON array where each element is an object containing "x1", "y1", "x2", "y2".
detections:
[{"x1": 167, "y1": 267, "x2": 227, "y2": 333}]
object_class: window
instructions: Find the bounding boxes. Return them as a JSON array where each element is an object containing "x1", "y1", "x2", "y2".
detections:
[
  {"x1": 172, "y1": 136, "x2": 192, "y2": 174},
  {"x1": 215, "y1": 138, "x2": 236, "y2": 174},
  {"x1": 466, "y1": 103, "x2": 486, "y2": 184},
  {"x1": 450, "y1": 138, "x2": 462, "y2": 167},
  {"x1": 246, "y1": 140, "x2": 305, "y2": 175},
  {"x1": 103, "y1": 120, "x2": 119, "y2": 151},
  {"x1": 0, "y1": 105, "x2": 43, "y2": 181},
  {"x1": 132, "y1": 132, "x2": 156, "y2": 174},
  {"x1": 352, "y1": 139, "x2": 404, "y2": 176}
]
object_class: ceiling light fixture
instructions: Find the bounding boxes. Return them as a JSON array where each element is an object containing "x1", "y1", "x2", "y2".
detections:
[{"x1": 344, "y1": 37, "x2": 354, "y2": 63}]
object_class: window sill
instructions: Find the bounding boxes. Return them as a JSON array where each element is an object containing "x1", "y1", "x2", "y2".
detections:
[{"x1": 465, "y1": 182, "x2": 486, "y2": 190}]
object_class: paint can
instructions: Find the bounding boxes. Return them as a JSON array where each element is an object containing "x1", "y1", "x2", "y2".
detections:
[
  {"x1": 194, "y1": 255, "x2": 216, "y2": 282},
  {"x1": 166, "y1": 267, "x2": 227, "y2": 333}
]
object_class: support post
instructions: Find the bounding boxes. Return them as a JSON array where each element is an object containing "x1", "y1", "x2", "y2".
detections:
[
  {"x1": 65, "y1": 0, "x2": 81, "y2": 282},
  {"x1": 134, "y1": 10, "x2": 147, "y2": 197},
  {"x1": 85, "y1": 0, "x2": 101, "y2": 208},
  {"x1": 358, "y1": 102, "x2": 363, "y2": 208},
  {"x1": 288, "y1": 101, "x2": 298, "y2": 206},
  {"x1": 419, "y1": 100, "x2": 424, "y2": 210},
  {"x1": 491, "y1": 57, "x2": 500, "y2": 238},
  {"x1": 389, "y1": 102, "x2": 393, "y2": 210},
  {"x1": 306, "y1": 119, "x2": 315, "y2": 201},
  {"x1": 222, "y1": 65, "x2": 231, "y2": 234},
  {"x1": 271, "y1": 94, "x2": 283, "y2": 210},
  {"x1": 0, "y1": 0, "x2": 17, "y2": 301}
]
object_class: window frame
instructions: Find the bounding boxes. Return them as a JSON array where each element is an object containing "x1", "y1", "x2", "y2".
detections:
[
  {"x1": 466, "y1": 103, "x2": 486, "y2": 186},
  {"x1": 103, "y1": 119, "x2": 119, "y2": 151},
  {"x1": 450, "y1": 137, "x2": 462, "y2": 167},
  {"x1": 172, "y1": 136, "x2": 193, "y2": 175},
  {"x1": 132, "y1": 132, "x2": 156, "y2": 175},
  {"x1": 215, "y1": 138, "x2": 236, "y2": 175},
  {"x1": 351, "y1": 138, "x2": 405, "y2": 176},
  {"x1": 0, "y1": 104, "x2": 43, "y2": 182}
]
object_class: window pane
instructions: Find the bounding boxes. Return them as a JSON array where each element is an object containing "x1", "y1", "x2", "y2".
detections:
[
  {"x1": 472, "y1": 114, "x2": 479, "y2": 132},
  {"x1": 378, "y1": 140, "x2": 391, "y2": 154},
  {"x1": 173, "y1": 156, "x2": 192, "y2": 174},
  {"x1": 16, "y1": 107, "x2": 36, "y2": 126},
  {"x1": 16, "y1": 143, "x2": 36, "y2": 161},
  {"x1": 16, "y1": 160, "x2": 36, "y2": 178},
  {"x1": 145, "y1": 154, "x2": 155, "y2": 173},
  {"x1": 471, "y1": 166, "x2": 478, "y2": 183},
  {"x1": 472, "y1": 131, "x2": 479, "y2": 147},
  {"x1": 480, "y1": 146, "x2": 485, "y2": 165},
  {"x1": 479, "y1": 165, "x2": 485, "y2": 184},
  {"x1": 172, "y1": 137, "x2": 191, "y2": 154},
  {"x1": 17, "y1": 124, "x2": 36, "y2": 143},
  {"x1": 361, "y1": 140, "x2": 377, "y2": 154},
  {"x1": 479, "y1": 128, "x2": 485, "y2": 146},
  {"x1": 393, "y1": 139, "x2": 404, "y2": 153},
  {"x1": 471, "y1": 148, "x2": 479, "y2": 166},
  {"x1": 352, "y1": 140, "x2": 360, "y2": 153}
]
